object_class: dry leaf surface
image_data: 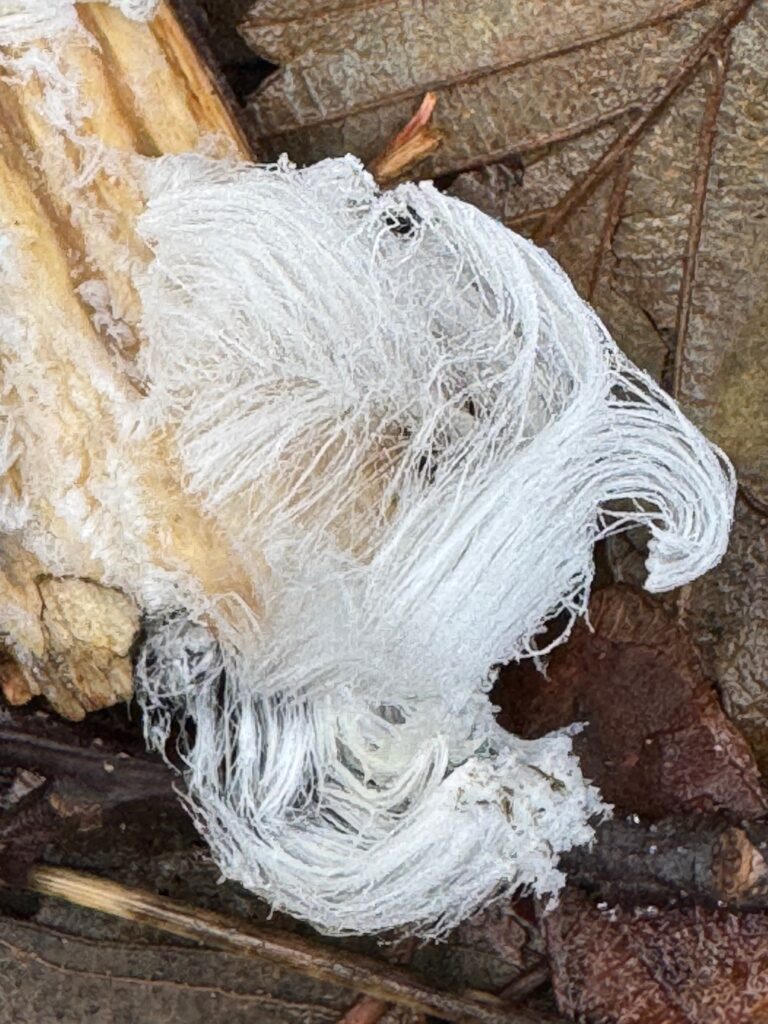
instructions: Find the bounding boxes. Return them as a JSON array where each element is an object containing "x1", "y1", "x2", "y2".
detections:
[{"x1": 545, "y1": 888, "x2": 768, "y2": 1023}]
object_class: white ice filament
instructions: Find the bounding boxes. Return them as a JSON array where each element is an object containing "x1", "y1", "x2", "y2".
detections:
[{"x1": 132, "y1": 155, "x2": 734, "y2": 935}]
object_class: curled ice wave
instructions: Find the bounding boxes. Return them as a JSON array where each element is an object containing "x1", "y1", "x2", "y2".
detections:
[{"x1": 132, "y1": 154, "x2": 734, "y2": 935}]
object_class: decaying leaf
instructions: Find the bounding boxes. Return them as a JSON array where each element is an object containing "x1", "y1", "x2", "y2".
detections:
[
  {"x1": 242, "y1": 0, "x2": 739, "y2": 194},
  {"x1": 241, "y1": 0, "x2": 768, "y2": 770},
  {"x1": 241, "y1": 0, "x2": 764, "y2": 455},
  {"x1": 545, "y1": 888, "x2": 768, "y2": 1023},
  {"x1": 496, "y1": 585, "x2": 767, "y2": 819},
  {"x1": 0, "y1": 913, "x2": 356, "y2": 1024},
  {"x1": 686, "y1": 497, "x2": 768, "y2": 774}
]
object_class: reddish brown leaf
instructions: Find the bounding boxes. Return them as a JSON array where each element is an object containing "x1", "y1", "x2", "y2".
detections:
[
  {"x1": 495, "y1": 585, "x2": 766, "y2": 819},
  {"x1": 545, "y1": 888, "x2": 768, "y2": 1023}
]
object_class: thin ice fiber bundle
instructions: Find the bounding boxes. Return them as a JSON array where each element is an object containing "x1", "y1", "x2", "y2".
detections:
[{"x1": 129, "y1": 154, "x2": 734, "y2": 935}]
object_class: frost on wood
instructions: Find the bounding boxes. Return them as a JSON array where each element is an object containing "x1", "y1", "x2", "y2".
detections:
[
  {"x1": 0, "y1": 0, "x2": 158, "y2": 42},
  {"x1": 0, "y1": 3, "x2": 736, "y2": 936}
]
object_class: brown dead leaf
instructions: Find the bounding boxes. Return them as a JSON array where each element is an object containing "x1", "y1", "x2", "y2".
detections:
[
  {"x1": 240, "y1": 0, "x2": 765, "y2": 465},
  {"x1": 240, "y1": 0, "x2": 768, "y2": 769},
  {"x1": 0, "y1": 913, "x2": 352, "y2": 1024},
  {"x1": 545, "y1": 888, "x2": 768, "y2": 1023},
  {"x1": 242, "y1": 1, "x2": 736, "y2": 191},
  {"x1": 686, "y1": 498, "x2": 768, "y2": 773},
  {"x1": 495, "y1": 585, "x2": 767, "y2": 819}
]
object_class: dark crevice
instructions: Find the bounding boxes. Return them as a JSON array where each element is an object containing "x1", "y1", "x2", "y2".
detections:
[
  {"x1": 224, "y1": 57, "x2": 280, "y2": 105},
  {"x1": 191, "y1": 1, "x2": 281, "y2": 104}
]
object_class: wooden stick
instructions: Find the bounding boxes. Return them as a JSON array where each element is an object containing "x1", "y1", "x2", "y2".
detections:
[
  {"x1": 561, "y1": 817, "x2": 768, "y2": 909},
  {"x1": 27, "y1": 865, "x2": 554, "y2": 1024}
]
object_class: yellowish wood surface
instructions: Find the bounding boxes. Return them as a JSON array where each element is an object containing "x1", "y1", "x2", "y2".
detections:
[{"x1": 0, "y1": 2, "x2": 256, "y2": 718}]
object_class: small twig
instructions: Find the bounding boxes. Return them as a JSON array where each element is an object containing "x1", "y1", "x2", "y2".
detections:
[
  {"x1": 498, "y1": 964, "x2": 552, "y2": 1004},
  {"x1": 561, "y1": 817, "x2": 768, "y2": 909},
  {"x1": 26, "y1": 865, "x2": 555, "y2": 1024},
  {"x1": 0, "y1": 714, "x2": 175, "y2": 808},
  {"x1": 369, "y1": 92, "x2": 441, "y2": 184},
  {"x1": 338, "y1": 994, "x2": 391, "y2": 1023},
  {"x1": 339, "y1": 936, "x2": 419, "y2": 1023}
]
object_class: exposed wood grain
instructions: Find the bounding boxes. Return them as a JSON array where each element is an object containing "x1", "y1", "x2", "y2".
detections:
[
  {"x1": 368, "y1": 92, "x2": 441, "y2": 184},
  {"x1": 0, "y1": 1, "x2": 258, "y2": 718}
]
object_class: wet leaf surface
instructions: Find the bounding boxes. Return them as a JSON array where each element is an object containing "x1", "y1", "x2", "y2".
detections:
[{"x1": 496, "y1": 585, "x2": 767, "y2": 819}]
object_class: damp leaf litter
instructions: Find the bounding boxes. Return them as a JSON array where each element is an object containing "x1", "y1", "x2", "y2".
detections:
[{"x1": 0, "y1": 0, "x2": 735, "y2": 939}]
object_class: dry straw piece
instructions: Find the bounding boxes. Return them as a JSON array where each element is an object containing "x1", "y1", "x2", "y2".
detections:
[{"x1": 0, "y1": 1, "x2": 735, "y2": 936}]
